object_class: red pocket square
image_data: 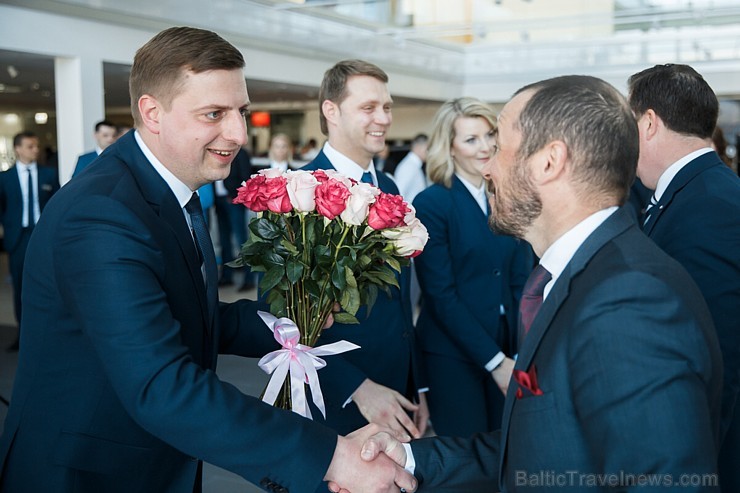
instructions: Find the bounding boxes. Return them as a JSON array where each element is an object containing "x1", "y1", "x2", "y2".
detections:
[{"x1": 513, "y1": 365, "x2": 544, "y2": 399}]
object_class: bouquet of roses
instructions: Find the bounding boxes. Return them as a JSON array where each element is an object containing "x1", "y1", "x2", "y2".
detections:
[{"x1": 231, "y1": 168, "x2": 428, "y2": 418}]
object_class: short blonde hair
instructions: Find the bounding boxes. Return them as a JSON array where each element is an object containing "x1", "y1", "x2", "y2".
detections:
[{"x1": 426, "y1": 97, "x2": 497, "y2": 188}]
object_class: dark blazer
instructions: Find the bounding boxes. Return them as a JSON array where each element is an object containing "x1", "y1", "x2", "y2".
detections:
[
  {"x1": 223, "y1": 147, "x2": 252, "y2": 198},
  {"x1": 72, "y1": 150, "x2": 99, "y2": 177},
  {"x1": 413, "y1": 177, "x2": 532, "y2": 365},
  {"x1": 411, "y1": 207, "x2": 722, "y2": 492},
  {"x1": 643, "y1": 150, "x2": 740, "y2": 491},
  {"x1": 302, "y1": 151, "x2": 419, "y2": 434},
  {"x1": 0, "y1": 164, "x2": 59, "y2": 253},
  {"x1": 0, "y1": 132, "x2": 337, "y2": 493}
]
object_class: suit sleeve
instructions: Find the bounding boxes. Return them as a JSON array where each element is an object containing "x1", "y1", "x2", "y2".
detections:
[
  {"x1": 411, "y1": 431, "x2": 501, "y2": 491},
  {"x1": 568, "y1": 270, "x2": 719, "y2": 483},
  {"x1": 413, "y1": 190, "x2": 504, "y2": 367},
  {"x1": 656, "y1": 194, "x2": 740, "y2": 439},
  {"x1": 55, "y1": 195, "x2": 337, "y2": 493}
]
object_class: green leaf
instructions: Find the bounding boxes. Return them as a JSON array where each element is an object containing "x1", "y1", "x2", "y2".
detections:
[
  {"x1": 364, "y1": 284, "x2": 378, "y2": 317},
  {"x1": 345, "y1": 266, "x2": 358, "y2": 289},
  {"x1": 251, "y1": 217, "x2": 283, "y2": 240},
  {"x1": 373, "y1": 267, "x2": 400, "y2": 288},
  {"x1": 333, "y1": 312, "x2": 360, "y2": 325},
  {"x1": 263, "y1": 251, "x2": 286, "y2": 268},
  {"x1": 340, "y1": 285, "x2": 361, "y2": 315},
  {"x1": 260, "y1": 265, "x2": 286, "y2": 293},
  {"x1": 269, "y1": 295, "x2": 288, "y2": 318},
  {"x1": 286, "y1": 259, "x2": 304, "y2": 283},
  {"x1": 332, "y1": 265, "x2": 347, "y2": 290},
  {"x1": 385, "y1": 256, "x2": 401, "y2": 273},
  {"x1": 281, "y1": 239, "x2": 299, "y2": 256}
]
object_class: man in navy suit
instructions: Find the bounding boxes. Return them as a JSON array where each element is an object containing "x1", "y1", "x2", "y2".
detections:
[
  {"x1": 72, "y1": 120, "x2": 117, "y2": 177},
  {"x1": 628, "y1": 63, "x2": 740, "y2": 493},
  {"x1": 342, "y1": 76, "x2": 722, "y2": 492},
  {"x1": 0, "y1": 131, "x2": 59, "y2": 351},
  {"x1": 302, "y1": 59, "x2": 428, "y2": 440},
  {"x1": 0, "y1": 27, "x2": 415, "y2": 493}
]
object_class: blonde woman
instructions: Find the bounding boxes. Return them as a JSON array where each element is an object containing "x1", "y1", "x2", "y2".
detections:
[
  {"x1": 413, "y1": 97, "x2": 533, "y2": 435},
  {"x1": 268, "y1": 133, "x2": 293, "y2": 171}
]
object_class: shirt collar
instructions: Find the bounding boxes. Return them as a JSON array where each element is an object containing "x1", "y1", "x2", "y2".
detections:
[
  {"x1": 654, "y1": 147, "x2": 713, "y2": 202},
  {"x1": 95, "y1": 146, "x2": 104, "y2": 155},
  {"x1": 134, "y1": 130, "x2": 194, "y2": 209},
  {"x1": 323, "y1": 142, "x2": 377, "y2": 184},
  {"x1": 15, "y1": 161, "x2": 37, "y2": 171},
  {"x1": 455, "y1": 173, "x2": 487, "y2": 214},
  {"x1": 539, "y1": 206, "x2": 618, "y2": 300}
]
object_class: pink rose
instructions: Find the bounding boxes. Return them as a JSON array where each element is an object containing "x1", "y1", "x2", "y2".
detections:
[
  {"x1": 367, "y1": 193, "x2": 409, "y2": 230},
  {"x1": 315, "y1": 179, "x2": 351, "y2": 219},
  {"x1": 286, "y1": 170, "x2": 319, "y2": 212},
  {"x1": 340, "y1": 183, "x2": 380, "y2": 226},
  {"x1": 263, "y1": 176, "x2": 292, "y2": 213},
  {"x1": 259, "y1": 168, "x2": 285, "y2": 179},
  {"x1": 233, "y1": 175, "x2": 269, "y2": 212},
  {"x1": 313, "y1": 170, "x2": 330, "y2": 183},
  {"x1": 381, "y1": 217, "x2": 429, "y2": 257}
]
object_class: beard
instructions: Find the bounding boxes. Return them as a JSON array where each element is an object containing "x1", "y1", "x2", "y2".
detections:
[{"x1": 487, "y1": 158, "x2": 542, "y2": 239}]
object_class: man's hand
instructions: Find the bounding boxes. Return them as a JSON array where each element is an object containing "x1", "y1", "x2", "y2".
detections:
[
  {"x1": 353, "y1": 379, "x2": 421, "y2": 440},
  {"x1": 324, "y1": 424, "x2": 416, "y2": 493},
  {"x1": 491, "y1": 356, "x2": 515, "y2": 395},
  {"x1": 412, "y1": 392, "x2": 429, "y2": 437}
]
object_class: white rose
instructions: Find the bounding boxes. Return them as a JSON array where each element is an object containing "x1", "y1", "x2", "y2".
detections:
[
  {"x1": 323, "y1": 169, "x2": 355, "y2": 188},
  {"x1": 259, "y1": 168, "x2": 285, "y2": 179},
  {"x1": 285, "y1": 170, "x2": 319, "y2": 212},
  {"x1": 381, "y1": 217, "x2": 429, "y2": 257},
  {"x1": 340, "y1": 183, "x2": 380, "y2": 225}
]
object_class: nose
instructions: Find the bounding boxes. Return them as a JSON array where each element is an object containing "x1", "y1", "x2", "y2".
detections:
[
  {"x1": 375, "y1": 107, "x2": 392, "y2": 126},
  {"x1": 224, "y1": 110, "x2": 248, "y2": 146}
]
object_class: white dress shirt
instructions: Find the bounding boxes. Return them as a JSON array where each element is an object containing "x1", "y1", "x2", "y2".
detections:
[
  {"x1": 653, "y1": 147, "x2": 713, "y2": 202},
  {"x1": 394, "y1": 152, "x2": 427, "y2": 203},
  {"x1": 322, "y1": 142, "x2": 377, "y2": 185},
  {"x1": 16, "y1": 161, "x2": 40, "y2": 228},
  {"x1": 270, "y1": 161, "x2": 289, "y2": 173}
]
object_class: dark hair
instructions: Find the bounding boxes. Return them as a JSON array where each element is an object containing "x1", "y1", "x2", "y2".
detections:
[
  {"x1": 95, "y1": 120, "x2": 116, "y2": 132},
  {"x1": 129, "y1": 26, "x2": 245, "y2": 126},
  {"x1": 628, "y1": 64, "x2": 718, "y2": 139},
  {"x1": 411, "y1": 133, "x2": 428, "y2": 146},
  {"x1": 13, "y1": 131, "x2": 37, "y2": 148},
  {"x1": 318, "y1": 59, "x2": 388, "y2": 136},
  {"x1": 515, "y1": 75, "x2": 638, "y2": 205}
]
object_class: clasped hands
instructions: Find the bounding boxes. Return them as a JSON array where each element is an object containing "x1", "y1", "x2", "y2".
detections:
[{"x1": 324, "y1": 423, "x2": 414, "y2": 493}]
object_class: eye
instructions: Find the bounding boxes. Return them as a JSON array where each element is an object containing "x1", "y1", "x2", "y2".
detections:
[
  {"x1": 206, "y1": 111, "x2": 222, "y2": 120},
  {"x1": 239, "y1": 108, "x2": 250, "y2": 118}
]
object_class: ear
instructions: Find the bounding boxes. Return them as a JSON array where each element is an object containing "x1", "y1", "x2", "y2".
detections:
[
  {"x1": 532, "y1": 140, "x2": 567, "y2": 185},
  {"x1": 638, "y1": 109, "x2": 660, "y2": 142},
  {"x1": 138, "y1": 95, "x2": 162, "y2": 135},
  {"x1": 321, "y1": 99, "x2": 339, "y2": 128}
]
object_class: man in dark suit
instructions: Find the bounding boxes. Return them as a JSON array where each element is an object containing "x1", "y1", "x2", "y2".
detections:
[
  {"x1": 628, "y1": 63, "x2": 740, "y2": 493},
  {"x1": 71, "y1": 120, "x2": 117, "y2": 177},
  {"x1": 301, "y1": 59, "x2": 428, "y2": 440},
  {"x1": 213, "y1": 146, "x2": 253, "y2": 290},
  {"x1": 0, "y1": 27, "x2": 415, "y2": 493},
  {"x1": 342, "y1": 76, "x2": 723, "y2": 492},
  {"x1": 0, "y1": 131, "x2": 60, "y2": 351}
]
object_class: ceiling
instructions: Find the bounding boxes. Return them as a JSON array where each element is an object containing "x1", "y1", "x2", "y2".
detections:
[{"x1": 1, "y1": 0, "x2": 740, "y2": 117}]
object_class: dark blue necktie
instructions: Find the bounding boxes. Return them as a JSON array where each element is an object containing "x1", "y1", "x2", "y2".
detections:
[
  {"x1": 185, "y1": 192, "x2": 218, "y2": 323},
  {"x1": 361, "y1": 171, "x2": 374, "y2": 185},
  {"x1": 26, "y1": 168, "x2": 34, "y2": 228},
  {"x1": 518, "y1": 264, "x2": 552, "y2": 345}
]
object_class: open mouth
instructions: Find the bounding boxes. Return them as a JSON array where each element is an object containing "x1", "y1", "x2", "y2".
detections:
[
  {"x1": 209, "y1": 149, "x2": 234, "y2": 157},
  {"x1": 368, "y1": 131, "x2": 384, "y2": 137}
]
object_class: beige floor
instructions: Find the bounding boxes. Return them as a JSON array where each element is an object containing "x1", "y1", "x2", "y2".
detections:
[{"x1": 0, "y1": 253, "x2": 273, "y2": 492}]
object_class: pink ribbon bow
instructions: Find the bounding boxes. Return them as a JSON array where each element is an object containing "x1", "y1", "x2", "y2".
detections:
[{"x1": 257, "y1": 311, "x2": 360, "y2": 419}]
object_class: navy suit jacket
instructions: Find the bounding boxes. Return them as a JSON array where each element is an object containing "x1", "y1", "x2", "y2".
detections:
[
  {"x1": 72, "y1": 150, "x2": 99, "y2": 177},
  {"x1": 411, "y1": 207, "x2": 722, "y2": 492},
  {"x1": 0, "y1": 132, "x2": 337, "y2": 493},
  {"x1": 0, "y1": 165, "x2": 59, "y2": 253},
  {"x1": 413, "y1": 177, "x2": 532, "y2": 366},
  {"x1": 301, "y1": 151, "x2": 420, "y2": 434},
  {"x1": 643, "y1": 150, "x2": 740, "y2": 441}
]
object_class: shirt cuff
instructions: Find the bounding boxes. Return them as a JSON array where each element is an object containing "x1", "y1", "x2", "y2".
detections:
[
  {"x1": 402, "y1": 443, "x2": 416, "y2": 474},
  {"x1": 484, "y1": 351, "x2": 505, "y2": 372}
]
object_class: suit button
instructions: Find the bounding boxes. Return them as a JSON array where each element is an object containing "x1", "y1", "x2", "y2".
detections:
[
  {"x1": 277, "y1": 487, "x2": 288, "y2": 493},
  {"x1": 493, "y1": 269, "x2": 501, "y2": 276},
  {"x1": 260, "y1": 478, "x2": 271, "y2": 488}
]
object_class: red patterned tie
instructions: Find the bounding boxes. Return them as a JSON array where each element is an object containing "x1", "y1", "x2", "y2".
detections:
[{"x1": 518, "y1": 264, "x2": 552, "y2": 345}]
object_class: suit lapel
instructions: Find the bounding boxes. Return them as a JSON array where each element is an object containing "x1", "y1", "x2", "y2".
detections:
[
  {"x1": 115, "y1": 132, "x2": 212, "y2": 333},
  {"x1": 644, "y1": 151, "x2": 721, "y2": 236},
  {"x1": 498, "y1": 207, "x2": 634, "y2": 486}
]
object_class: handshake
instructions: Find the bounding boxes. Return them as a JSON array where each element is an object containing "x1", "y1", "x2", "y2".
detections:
[{"x1": 323, "y1": 423, "x2": 417, "y2": 493}]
